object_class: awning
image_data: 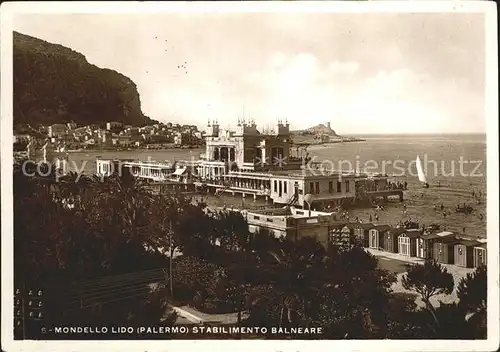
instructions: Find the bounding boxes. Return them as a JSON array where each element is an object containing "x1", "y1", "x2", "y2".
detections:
[
  {"x1": 436, "y1": 231, "x2": 455, "y2": 237},
  {"x1": 173, "y1": 167, "x2": 187, "y2": 176}
]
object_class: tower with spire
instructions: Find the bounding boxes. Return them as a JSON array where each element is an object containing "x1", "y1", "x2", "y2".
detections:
[
  {"x1": 206, "y1": 117, "x2": 220, "y2": 137},
  {"x1": 276, "y1": 117, "x2": 290, "y2": 136}
]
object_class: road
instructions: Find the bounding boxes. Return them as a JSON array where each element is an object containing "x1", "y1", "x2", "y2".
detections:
[{"x1": 376, "y1": 256, "x2": 410, "y2": 274}]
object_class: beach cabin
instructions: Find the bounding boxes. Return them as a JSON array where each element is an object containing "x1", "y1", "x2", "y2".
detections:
[
  {"x1": 419, "y1": 232, "x2": 444, "y2": 259},
  {"x1": 368, "y1": 225, "x2": 390, "y2": 249},
  {"x1": 367, "y1": 225, "x2": 390, "y2": 249},
  {"x1": 355, "y1": 223, "x2": 374, "y2": 248},
  {"x1": 416, "y1": 235, "x2": 430, "y2": 259},
  {"x1": 432, "y1": 232, "x2": 458, "y2": 264},
  {"x1": 398, "y1": 230, "x2": 422, "y2": 257},
  {"x1": 342, "y1": 224, "x2": 358, "y2": 245},
  {"x1": 454, "y1": 239, "x2": 481, "y2": 268},
  {"x1": 473, "y1": 242, "x2": 487, "y2": 268},
  {"x1": 382, "y1": 228, "x2": 403, "y2": 253}
]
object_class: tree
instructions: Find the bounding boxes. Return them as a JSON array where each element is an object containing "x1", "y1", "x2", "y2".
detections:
[
  {"x1": 314, "y1": 246, "x2": 397, "y2": 338},
  {"x1": 402, "y1": 260, "x2": 454, "y2": 330},
  {"x1": 211, "y1": 210, "x2": 251, "y2": 252},
  {"x1": 14, "y1": 160, "x2": 170, "y2": 332},
  {"x1": 457, "y1": 264, "x2": 487, "y2": 314},
  {"x1": 259, "y1": 237, "x2": 328, "y2": 331},
  {"x1": 457, "y1": 265, "x2": 487, "y2": 338}
]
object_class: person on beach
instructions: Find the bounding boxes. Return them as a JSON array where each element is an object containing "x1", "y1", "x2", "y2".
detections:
[
  {"x1": 403, "y1": 204, "x2": 407, "y2": 211},
  {"x1": 433, "y1": 204, "x2": 437, "y2": 211},
  {"x1": 440, "y1": 203, "x2": 444, "y2": 211},
  {"x1": 375, "y1": 214, "x2": 379, "y2": 222},
  {"x1": 443, "y1": 212, "x2": 447, "y2": 219}
]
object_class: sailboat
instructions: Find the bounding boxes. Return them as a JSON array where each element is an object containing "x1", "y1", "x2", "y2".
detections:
[{"x1": 416, "y1": 155, "x2": 429, "y2": 188}]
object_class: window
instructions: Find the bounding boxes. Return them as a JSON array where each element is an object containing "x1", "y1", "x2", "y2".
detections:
[
  {"x1": 315, "y1": 182, "x2": 320, "y2": 194},
  {"x1": 345, "y1": 180, "x2": 350, "y2": 193},
  {"x1": 336, "y1": 181, "x2": 342, "y2": 192},
  {"x1": 274, "y1": 180, "x2": 277, "y2": 192},
  {"x1": 267, "y1": 218, "x2": 273, "y2": 223},
  {"x1": 310, "y1": 182, "x2": 315, "y2": 194},
  {"x1": 253, "y1": 216, "x2": 260, "y2": 220},
  {"x1": 284, "y1": 182, "x2": 287, "y2": 194},
  {"x1": 328, "y1": 181, "x2": 333, "y2": 193}
]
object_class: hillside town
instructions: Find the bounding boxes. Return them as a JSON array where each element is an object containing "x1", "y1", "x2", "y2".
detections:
[{"x1": 13, "y1": 121, "x2": 204, "y2": 152}]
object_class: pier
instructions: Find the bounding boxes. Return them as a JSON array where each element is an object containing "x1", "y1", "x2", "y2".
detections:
[
  {"x1": 367, "y1": 190, "x2": 404, "y2": 202},
  {"x1": 96, "y1": 118, "x2": 404, "y2": 209}
]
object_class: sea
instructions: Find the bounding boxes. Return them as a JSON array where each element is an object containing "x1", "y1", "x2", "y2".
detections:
[{"x1": 52, "y1": 134, "x2": 488, "y2": 238}]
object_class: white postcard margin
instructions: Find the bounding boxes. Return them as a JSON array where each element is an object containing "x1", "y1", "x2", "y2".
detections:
[{"x1": 1, "y1": 1, "x2": 498, "y2": 352}]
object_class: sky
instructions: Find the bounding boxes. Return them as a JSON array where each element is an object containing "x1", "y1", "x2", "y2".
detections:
[{"x1": 13, "y1": 11, "x2": 486, "y2": 134}]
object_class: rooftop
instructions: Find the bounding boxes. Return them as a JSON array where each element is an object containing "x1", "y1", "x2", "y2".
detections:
[{"x1": 245, "y1": 206, "x2": 336, "y2": 219}]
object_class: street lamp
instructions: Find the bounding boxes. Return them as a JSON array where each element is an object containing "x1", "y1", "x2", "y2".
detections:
[{"x1": 303, "y1": 193, "x2": 313, "y2": 217}]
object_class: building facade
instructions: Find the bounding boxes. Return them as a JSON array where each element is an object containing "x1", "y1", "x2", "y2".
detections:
[{"x1": 242, "y1": 207, "x2": 340, "y2": 248}]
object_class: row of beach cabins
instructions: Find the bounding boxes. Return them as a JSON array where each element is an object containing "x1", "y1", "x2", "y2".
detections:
[{"x1": 330, "y1": 223, "x2": 487, "y2": 268}]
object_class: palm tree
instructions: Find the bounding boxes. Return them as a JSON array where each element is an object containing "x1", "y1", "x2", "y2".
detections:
[{"x1": 261, "y1": 237, "x2": 326, "y2": 329}]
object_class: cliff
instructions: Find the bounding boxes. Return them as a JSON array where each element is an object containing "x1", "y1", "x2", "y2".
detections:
[{"x1": 13, "y1": 31, "x2": 153, "y2": 127}]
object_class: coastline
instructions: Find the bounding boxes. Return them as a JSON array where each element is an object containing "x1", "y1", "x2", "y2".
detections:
[{"x1": 291, "y1": 137, "x2": 366, "y2": 146}]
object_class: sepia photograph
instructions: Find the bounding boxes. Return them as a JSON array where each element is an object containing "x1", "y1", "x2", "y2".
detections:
[{"x1": 1, "y1": 1, "x2": 498, "y2": 351}]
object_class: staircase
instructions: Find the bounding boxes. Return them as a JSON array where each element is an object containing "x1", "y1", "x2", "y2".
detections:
[
  {"x1": 215, "y1": 183, "x2": 232, "y2": 198},
  {"x1": 286, "y1": 193, "x2": 298, "y2": 206}
]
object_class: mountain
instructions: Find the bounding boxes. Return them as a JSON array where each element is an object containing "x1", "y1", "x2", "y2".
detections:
[
  {"x1": 13, "y1": 31, "x2": 153, "y2": 127},
  {"x1": 292, "y1": 123, "x2": 341, "y2": 137},
  {"x1": 290, "y1": 122, "x2": 365, "y2": 144}
]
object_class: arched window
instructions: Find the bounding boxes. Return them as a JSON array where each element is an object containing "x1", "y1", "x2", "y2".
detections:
[
  {"x1": 220, "y1": 147, "x2": 229, "y2": 161},
  {"x1": 271, "y1": 146, "x2": 284, "y2": 161}
]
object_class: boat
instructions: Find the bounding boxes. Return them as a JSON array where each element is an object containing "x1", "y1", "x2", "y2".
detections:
[
  {"x1": 416, "y1": 155, "x2": 429, "y2": 188},
  {"x1": 456, "y1": 203, "x2": 474, "y2": 214}
]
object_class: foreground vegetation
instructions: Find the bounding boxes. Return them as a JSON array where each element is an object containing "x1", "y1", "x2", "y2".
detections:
[{"x1": 13, "y1": 160, "x2": 487, "y2": 339}]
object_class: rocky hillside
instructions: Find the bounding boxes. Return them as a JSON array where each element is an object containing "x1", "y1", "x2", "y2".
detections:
[
  {"x1": 13, "y1": 31, "x2": 153, "y2": 126},
  {"x1": 305, "y1": 123, "x2": 339, "y2": 136},
  {"x1": 292, "y1": 123, "x2": 340, "y2": 136}
]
